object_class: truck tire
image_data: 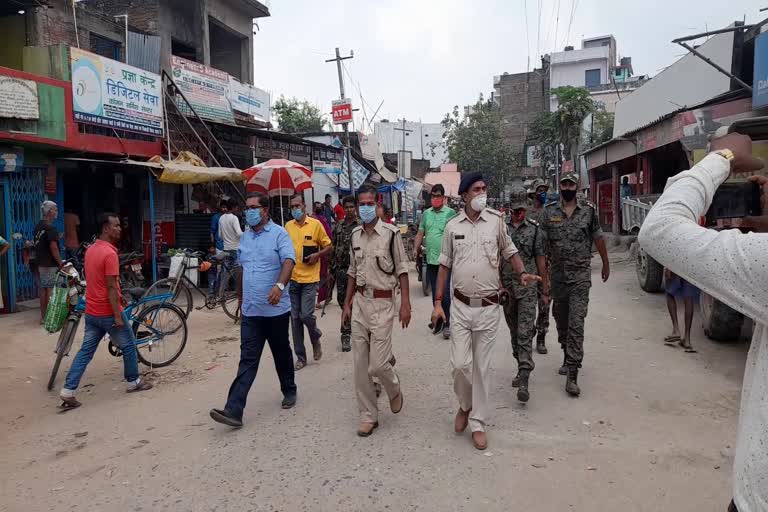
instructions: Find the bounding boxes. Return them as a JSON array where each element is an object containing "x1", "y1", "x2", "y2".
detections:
[
  {"x1": 700, "y1": 292, "x2": 744, "y2": 342},
  {"x1": 636, "y1": 247, "x2": 663, "y2": 293}
]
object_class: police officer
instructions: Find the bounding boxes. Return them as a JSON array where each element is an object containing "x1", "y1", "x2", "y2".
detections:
[
  {"x1": 329, "y1": 195, "x2": 360, "y2": 352},
  {"x1": 528, "y1": 178, "x2": 551, "y2": 354},
  {"x1": 539, "y1": 172, "x2": 610, "y2": 397},
  {"x1": 501, "y1": 186, "x2": 547, "y2": 403},
  {"x1": 431, "y1": 173, "x2": 540, "y2": 451},
  {"x1": 341, "y1": 185, "x2": 411, "y2": 437}
]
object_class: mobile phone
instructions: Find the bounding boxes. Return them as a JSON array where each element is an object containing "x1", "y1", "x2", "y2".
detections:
[{"x1": 706, "y1": 182, "x2": 762, "y2": 222}]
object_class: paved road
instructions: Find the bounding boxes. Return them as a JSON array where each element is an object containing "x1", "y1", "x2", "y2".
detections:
[{"x1": 0, "y1": 256, "x2": 748, "y2": 511}]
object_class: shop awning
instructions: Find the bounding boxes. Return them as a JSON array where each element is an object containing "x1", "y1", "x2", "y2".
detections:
[{"x1": 156, "y1": 162, "x2": 245, "y2": 184}]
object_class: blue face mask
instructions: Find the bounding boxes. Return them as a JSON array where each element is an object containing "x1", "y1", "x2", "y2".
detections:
[
  {"x1": 245, "y1": 208, "x2": 262, "y2": 227},
  {"x1": 359, "y1": 205, "x2": 377, "y2": 224},
  {"x1": 291, "y1": 208, "x2": 304, "y2": 221},
  {"x1": 537, "y1": 191, "x2": 548, "y2": 205}
]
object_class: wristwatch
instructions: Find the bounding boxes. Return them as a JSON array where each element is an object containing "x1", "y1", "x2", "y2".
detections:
[
  {"x1": 275, "y1": 282, "x2": 285, "y2": 291},
  {"x1": 714, "y1": 149, "x2": 735, "y2": 168}
]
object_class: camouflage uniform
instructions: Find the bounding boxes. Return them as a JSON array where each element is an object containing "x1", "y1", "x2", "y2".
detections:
[
  {"x1": 527, "y1": 180, "x2": 551, "y2": 349},
  {"x1": 539, "y1": 187, "x2": 602, "y2": 371},
  {"x1": 330, "y1": 218, "x2": 361, "y2": 350},
  {"x1": 500, "y1": 218, "x2": 544, "y2": 374}
]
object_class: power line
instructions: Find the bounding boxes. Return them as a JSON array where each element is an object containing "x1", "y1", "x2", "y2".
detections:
[
  {"x1": 536, "y1": 0, "x2": 542, "y2": 62},
  {"x1": 524, "y1": 0, "x2": 531, "y2": 71},
  {"x1": 553, "y1": 0, "x2": 561, "y2": 52},
  {"x1": 564, "y1": 0, "x2": 579, "y2": 48}
]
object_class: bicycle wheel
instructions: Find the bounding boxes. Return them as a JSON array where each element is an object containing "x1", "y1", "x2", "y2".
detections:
[
  {"x1": 47, "y1": 317, "x2": 80, "y2": 391},
  {"x1": 143, "y1": 277, "x2": 193, "y2": 318},
  {"x1": 219, "y1": 267, "x2": 241, "y2": 321},
  {"x1": 133, "y1": 303, "x2": 188, "y2": 368}
]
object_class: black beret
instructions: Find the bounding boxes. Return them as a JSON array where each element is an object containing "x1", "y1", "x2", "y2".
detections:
[{"x1": 458, "y1": 172, "x2": 484, "y2": 195}]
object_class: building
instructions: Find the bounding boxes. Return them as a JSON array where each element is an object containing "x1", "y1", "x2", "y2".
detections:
[
  {"x1": 493, "y1": 60, "x2": 550, "y2": 185},
  {"x1": 0, "y1": 0, "x2": 279, "y2": 313},
  {"x1": 550, "y1": 35, "x2": 648, "y2": 113},
  {"x1": 374, "y1": 120, "x2": 447, "y2": 168},
  {"x1": 582, "y1": 21, "x2": 761, "y2": 235}
]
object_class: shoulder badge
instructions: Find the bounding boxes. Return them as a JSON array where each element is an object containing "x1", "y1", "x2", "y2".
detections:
[
  {"x1": 526, "y1": 218, "x2": 539, "y2": 227},
  {"x1": 583, "y1": 200, "x2": 597, "y2": 209}
]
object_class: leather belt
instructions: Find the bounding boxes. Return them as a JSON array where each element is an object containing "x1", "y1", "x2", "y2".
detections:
[
  {"x1": 356, "y1": 286, "x2": 393, "y2": 299},
  {"x1": 453, "y1": 289, "x2": 499, "y2": 307}
]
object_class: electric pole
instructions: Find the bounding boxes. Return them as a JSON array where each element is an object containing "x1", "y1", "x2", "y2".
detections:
[{"x1": 325, "y1": 48, "x2": 354, "y2": 192}]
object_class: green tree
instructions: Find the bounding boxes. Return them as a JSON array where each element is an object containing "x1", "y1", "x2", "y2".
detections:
[
  {"x1": 529, "y1": 86, "x2": 598, "y2": 172},
  {"x1": 440, "y1": 96, "x2": 516, "y2": 197},
  {"x1": 273, "y1": 96, "x2": 328, "y2": 133},
  {"x1": 589, "y1": 109, "x2": 615, "y2": 146}
]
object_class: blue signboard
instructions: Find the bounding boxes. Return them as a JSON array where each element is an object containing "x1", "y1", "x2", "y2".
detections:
[{"x1": 754, "y1": 32, "x2": 768, "y2": 109}]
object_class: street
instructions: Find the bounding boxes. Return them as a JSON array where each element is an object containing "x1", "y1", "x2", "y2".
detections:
[{"x1": 0, "y1": 255, "x2": 748, "y2": 512}]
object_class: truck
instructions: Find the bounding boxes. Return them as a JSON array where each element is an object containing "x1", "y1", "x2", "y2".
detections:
[{"x1": 627, "y1": 117, "x2": 766, "y2": 342}]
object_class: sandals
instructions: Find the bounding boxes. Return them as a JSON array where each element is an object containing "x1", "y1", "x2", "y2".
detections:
[
  {"x1": 664, "y1": 335, "x2": 681, "y2": 345},
  {"x1": 58, "y1": 396, "x2": 82, "y2": 413}
]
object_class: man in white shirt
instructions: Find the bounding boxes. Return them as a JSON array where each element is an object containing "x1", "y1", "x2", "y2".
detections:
[
  {"x1": 218, "y1": 200, "x2": 243, "y2": 259},
  {"x1": 639, "y1": 133, "x2": 765, "y2": 512}
]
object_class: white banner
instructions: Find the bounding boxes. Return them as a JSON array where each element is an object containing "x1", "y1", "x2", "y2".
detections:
[
  {"x1": 0, "y1": 77, "x2": 38, "y2": 120},
  {"x1": 338, "y1": 154, "x2": 370, "y2": 191},
  {"x1": 228, "y1": 78, "x2": 271, "y2": 123}
]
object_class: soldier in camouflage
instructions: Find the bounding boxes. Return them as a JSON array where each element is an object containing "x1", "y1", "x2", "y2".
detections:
[
  {"x1": 500, "y1": 186, "x2": 548, "y2": 403},
  {"x1": 527, "y1": 178, "x2": 551, "y2": 354},
  {"x1": 539, "y1": 173, "x2": 610, "y2": 397},
  {"x1": 329, "y1": 195, "x2": 360, "y2": 352}
]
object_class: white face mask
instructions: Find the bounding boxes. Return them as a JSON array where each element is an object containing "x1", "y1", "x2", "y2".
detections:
[{"x1": 470, "y1": 193, "x2": 487, "y2": 212}]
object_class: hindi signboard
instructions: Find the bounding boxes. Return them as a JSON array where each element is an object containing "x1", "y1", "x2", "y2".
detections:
[
  {"x1": 228, "y1": 78, "x2": 270, "y2": 123},
  {"x1": 312, "y1": 147, "x2": 343, "y2": 174},
  {"x1": 338, "y1": 154, "x2": 369, "y2": 191},
  {"x1": 171, "y1": 55, "x2": 234, "y2": 124},
  {"x1": 0, "y1": 77, "x2": 39, "y2": 120},
  {"x1": 332, "y1": 99, "x2": 353, "y2": 125},
  {"x1": 71, "y1": 48, "x2": 163, "y2": 136}
]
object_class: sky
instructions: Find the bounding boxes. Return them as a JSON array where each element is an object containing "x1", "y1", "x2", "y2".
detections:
[{"x1": 254, "y1": 0, "x2": 764, "y2": 131}]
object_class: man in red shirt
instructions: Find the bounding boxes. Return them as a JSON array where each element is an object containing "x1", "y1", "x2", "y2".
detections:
[
  {"x1": 333, "y1": 199, "x2": 345, "y2": 223},
  {"x1": 59, "y1": 213, "x2": 152, "y2": 409}
]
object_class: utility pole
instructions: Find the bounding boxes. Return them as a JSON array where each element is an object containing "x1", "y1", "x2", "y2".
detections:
[{"x1": 325, "y1": 47, "x2": 354, "y2": 192}]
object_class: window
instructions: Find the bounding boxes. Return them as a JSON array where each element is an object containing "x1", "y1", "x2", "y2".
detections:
[
  {"x1": 585, "y1": 69, "x2": 601, "y2": 88},
  {"x1": 90, "y1": 33, "x2": 122, "y2": 61}
]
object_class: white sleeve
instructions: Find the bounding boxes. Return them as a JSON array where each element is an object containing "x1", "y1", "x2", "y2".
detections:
[{"x1": 638, "y1": 153, "x2": 768, "y2": 322}]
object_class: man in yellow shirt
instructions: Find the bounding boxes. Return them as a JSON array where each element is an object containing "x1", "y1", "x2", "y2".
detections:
[{"x1": 285, "y1": 194, "x2": 333, "y2": 369}]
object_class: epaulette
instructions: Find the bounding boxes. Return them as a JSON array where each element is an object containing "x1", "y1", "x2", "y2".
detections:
[
  {"x1": 485, "y1": 208, "x2": 503, "y2": 217},
  {"x1": 544, "y1": 201, "x2": 558, "y2": 208},
  {"x1": 380, "y1": 222, "x2": 399, "y2": 233},
  {"x1": 582, "y1": 200, "x2": 597, "y2": 209},
  {"x1": 351, "y1": 225, "x2": 363, "y2": 234},
  {"x1": 526, "y1": 217, "x2": 539, "y2": 226}
]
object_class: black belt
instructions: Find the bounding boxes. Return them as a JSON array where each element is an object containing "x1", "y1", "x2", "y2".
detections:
[{"x1": 453, "y1": 289, "x2": 499, "y2": 307}]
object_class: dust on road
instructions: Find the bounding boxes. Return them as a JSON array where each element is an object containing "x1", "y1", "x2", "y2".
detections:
[{"x1": 0, "y1": 257, "x2": 748, "y2": 511}]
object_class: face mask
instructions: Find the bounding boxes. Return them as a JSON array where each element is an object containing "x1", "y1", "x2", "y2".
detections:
[
  {"x1": 431, "y1": 197, "x2": 444, "y2": 209},
  {"x1": 470, "y1": 193, "x2": 487, "y2": 212},
  {"x1": 560, "y1": 189, "x2": 577, "y2": 202},
  {"x1": 537, "y1": 191, "x2": 548, "y2": 205},
  {"x1": 291, "y1": 208, "x2": 304, "y2": 221},
  {"x1": 359, "y1": 205, "x2": 377, "y2": 224},
  {"x1": 245, "y1": 208, "x2": 262, "y2": 227}
]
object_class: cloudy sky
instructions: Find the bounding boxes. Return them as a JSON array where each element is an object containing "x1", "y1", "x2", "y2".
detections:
[{"x1": 254, "y1": 0, "x2": 763, "y2": 129}]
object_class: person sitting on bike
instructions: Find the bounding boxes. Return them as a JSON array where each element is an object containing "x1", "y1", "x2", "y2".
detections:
[{"x1": 59, "y1": 212, "x2": 153, "y2": 410}]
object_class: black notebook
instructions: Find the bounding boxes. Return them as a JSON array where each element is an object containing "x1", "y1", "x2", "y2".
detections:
[{"x1": 302, "y1": 245, "x2": 319, "y2": 262}]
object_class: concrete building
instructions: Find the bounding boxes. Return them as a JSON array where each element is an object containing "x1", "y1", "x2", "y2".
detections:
[
  {"x1": 374, "y1": 120, "x2": 447, "y2": 168},
  {"x1": 493, "y1": 62, "x2": 550, "y2": 184},
  {"x1": 550, "y1": 35, "x2": 647, "y2": 112},
  {"x1": 81, "y1": 0, "x2": 270, "y2": 84}
]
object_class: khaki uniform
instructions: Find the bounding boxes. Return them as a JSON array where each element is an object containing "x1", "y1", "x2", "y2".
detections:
[
  {"x1": 439, "y1": 208, "x2": 518, "y2": 432},
  {"x1": 539, "y1": 200, "x2": 602, "y2": 368},
  {"x1": 500, "y1": 218, "x2": 544, "y2": 372},
  {"x1": 347, "y1": 220, "x2": 408, "y2": 424}
]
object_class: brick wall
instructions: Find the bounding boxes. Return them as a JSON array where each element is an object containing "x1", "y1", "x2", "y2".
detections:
[
  {"x1": 497, "y1": 68, "x2": 550, "y2": 176},
  {"x1": 79, "y1": 0, "x2": 161, "y2": 34}
]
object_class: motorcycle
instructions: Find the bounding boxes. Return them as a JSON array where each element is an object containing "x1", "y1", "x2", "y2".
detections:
[
  {"x1": 119, "y1": 251, "x2": 145, "y2": 290},
  {"x1": 416, "y1": 244, "x2": 429, "y2": 296}
]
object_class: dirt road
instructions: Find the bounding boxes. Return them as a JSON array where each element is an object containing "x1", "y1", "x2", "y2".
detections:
[{"x1": 0, "y1": 256, "x2": 748, "y2": 511}]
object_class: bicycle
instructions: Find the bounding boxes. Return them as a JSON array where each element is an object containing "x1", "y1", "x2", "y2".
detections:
[
  {"x1": 142, "y1": 249, "x2": 241, "y2": 321},
  {"x1": 47, "y1": 264, "x2": 189, "y2": 391}
]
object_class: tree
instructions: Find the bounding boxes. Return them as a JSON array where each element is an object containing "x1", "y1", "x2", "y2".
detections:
[
  {"x1": 439, "y1": 96, "x2": 516, "y2": 197},
  {"x1": 273, "y1": 96, "x2": 328, "y2": 133},
  {"x1": 589, "y1": 109, "x2": 615, "y2": 147},
  {"x1": 529, "y1": 86, "x2": 598, "y2": 173}
]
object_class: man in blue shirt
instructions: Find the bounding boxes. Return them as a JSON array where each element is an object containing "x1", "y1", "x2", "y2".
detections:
[
  {"x1": 208, "y1": 202, "x2": 227, "y2": 297},
  {"x1": 210, "y1": 192, "x2": 297, "y2": 428}
]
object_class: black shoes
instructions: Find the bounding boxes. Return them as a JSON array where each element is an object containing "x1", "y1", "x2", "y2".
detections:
[
  {"x1": 517, "y1": 370, "x2": 530, "y2": 402},
  {"x1": 565, "y1": 367, "x2": 580, "y2": 397},
  {"x1": 536, "y1": 334, "x2": 547, "y2": 354},
  {"x1": 210, "y1": 408, "x2": 243, "y2": 428},
  {"x1": 282, "y1": 395, "x2": 297, "y2": 409}
]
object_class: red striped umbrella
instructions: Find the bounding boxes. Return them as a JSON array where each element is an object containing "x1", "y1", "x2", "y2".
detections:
[{"x1": 242, "y1": 159, "x2": 313, "y2": 197}]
